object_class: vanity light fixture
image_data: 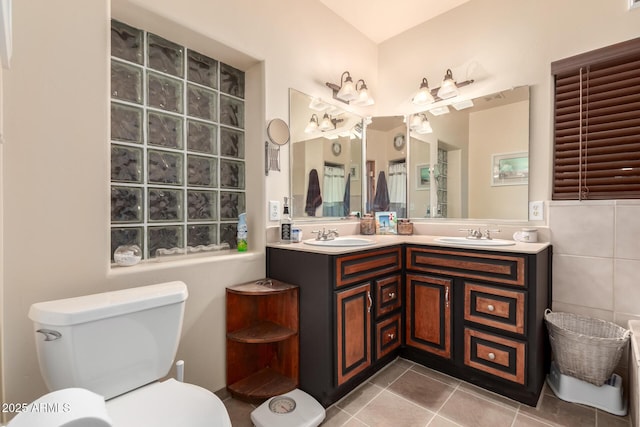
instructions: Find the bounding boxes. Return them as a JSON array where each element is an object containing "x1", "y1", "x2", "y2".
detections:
[
  {"x1": 437, "y1": 69, "x2": 460, "y2": 99},
  {"x1": 304, "y1": 114, "x2": 319, "y2": 133},
  {"x1": 452, "y1": 99, "x2": 474, "y2": 110},
  {"x1": 409, "y1": 113, "x2": 433, "y2": 134},
  {"x1": 326, "y1": 71, "x2": 374, "y2": 105},
  {"x1": 429, "y1": 105, "x2": 450, "y2": 116},
  {"x1": 318, "y1": 113, "x2": 344, "y2": 131},
  {"x1": 412, "y1": 69, "x2": 474, "y2": 104},
  {"x1": 412, "y1": 78, "x2": 435, "y2": 105}
]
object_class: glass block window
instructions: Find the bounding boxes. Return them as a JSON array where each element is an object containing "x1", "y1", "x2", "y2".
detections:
[{"x1": 110, "y1": 20, "x2": 245, "y2": 261}]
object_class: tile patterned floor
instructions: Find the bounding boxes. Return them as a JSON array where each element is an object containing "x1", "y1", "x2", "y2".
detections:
[{"x1": 221, "y1": 358, "x2": 631, "y2": 427}]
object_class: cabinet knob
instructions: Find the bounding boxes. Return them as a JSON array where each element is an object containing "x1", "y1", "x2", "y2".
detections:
[
  {"x1": 388, "y1": 333, "x2": 395, "y2": 340},
  {"x1": 488, "y1": 352, "x2": 496, "y2": 360},
  {"x1": 388, "y1": 292, "x2": 396, "y2": 299},
  {"x1": 487, "y1": 304, "x2": 495, "y2": 312}
]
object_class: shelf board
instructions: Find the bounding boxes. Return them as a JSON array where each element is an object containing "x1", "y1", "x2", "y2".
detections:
[
  {"x1": 227, "y1": 367, "x2": 297, "y2": 402},
  {"x1": 227, "y1": 320, "x2": 297, "y2": 343}
]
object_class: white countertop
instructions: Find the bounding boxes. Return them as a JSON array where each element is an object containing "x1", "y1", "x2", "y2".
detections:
[{"x1": 267, "y1": 234, "x2": 550, "y2": 255}]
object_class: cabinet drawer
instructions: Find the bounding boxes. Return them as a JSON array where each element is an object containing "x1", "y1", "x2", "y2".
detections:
[
  {"x1": 375, "y1": 275, "x2": 402, "y2": 318},
  {"x1": 406, "y1": 246, "x2": 526, "y2": 287},
  {"x1": 464, "y1": 282, "x2": 525, "y2": 334},
  {"x1": 336, "y1": 247, "x2": 401, "y2": 288},
  {"x1": 464, "y1": 328, "x2": 525, "y2": 385},
  {"x1": 376, "y1": 313, "x2": 401, "y2": 360}
]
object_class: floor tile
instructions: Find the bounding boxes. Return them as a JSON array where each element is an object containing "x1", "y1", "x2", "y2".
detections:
[
  {"x1": 518, "y1": 392, "x2": 596, "y2": 427},
  {"x1": 320, "y1": 406, "x2": 353, "y2": 426},
  {"x1": 336, "y1": 381, "x2": 384, "y2": 415},
  {"x1": 410, "y1": 363, "x2": 461, "y2": 387},
  {"x1": 222, "y1": 397, "x2": 255, "y2": 427},
  {"x1": 438, "y1": 389, "x2": 517, "y2": 427},
  {"x1": 512, "y1": 413, "x2": 554, "y2": 426},
  {"x1": 388, "y1": 369, "x2": 456, "y2": 412},
  {"x1": 596, "y1": 409, "x2": 631, "y2": 427},
  {"x1": 368, "y1": 358, "x2": 411, "y2": 388},
  {"x1": 426, "y1": 414, "x2": 463, "y2": 426},
  {"x1": 354, "y1": 389, "x2": 434, "y2": 427},
  {"x1": 457, "y1": 381, "x2": 521, "y2": 410}
]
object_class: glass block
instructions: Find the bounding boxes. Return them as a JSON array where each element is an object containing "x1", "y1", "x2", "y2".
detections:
[
  {"x1": 147, "y1": 33, "x2": 184, "y2": 78},
  {"x1": 187, "y1": 190, "x2": 217, "y2": 221},
  {"x1": 187, "y1": 84, "x2": 216, "y2": 121},
  {"x1": 148, "y1": 72, "x2": 183, "y2": 113},
  {"x1": 220, "y1": 191, "x2": 246, "y2": 220},
  {"x1": 188, "y1": 224, "x2": 217, "y2": 247},
  {"x1": 111, "y1": 144, "x2": 142, "y2": 183},
  {"x1": 220, "y1": 128, "x2": 245, "y2": 159},
  {"x1": 148, "y1": 226, "x2": 183, "y2": 258},
  {"x1": 187, "y1": 120, "x2": 217, "y2": 154},
  {"x1": 148, "y1": 111, "x2": 183, "y2": 149},
  {"x1": 220, "y1": 222, "x2": 238, "y2": 249},
  {"x1": 111, "y1": 102, "x2": 142, "y2": 143},
  {"x1": 111, "y1": 20, "x2": 143, "y2": 65},
  {"x1": 148, "y1": 188, "x2": 183, "y2": 222},
  {"x1": 111, "y1": 186, "x2": 143, "y2": 223},
  {"x1": 220, "y1": 95, "x2": 244, "y2": 129},
  {"x1": 148, "y1": 150, "x2": 183, "y2": 185},
  {"x1": 111, "y1": 60, "x2": 143, "y2": 104},
  {"x1": 220, "y1": 63, "x2": 245, "y2": 98},
  {"x1": 188, "y1": 50, "x2": 217, "y2": 89},
  {"x1": 220, "y1": 159, "x2": 245, "y2": 189},
  {"x1": 111, "y1": 227, "x2": 143, "y2": 261},
  {"x1": 187, "y1": 155, "x2": 216, "y2": 187}
]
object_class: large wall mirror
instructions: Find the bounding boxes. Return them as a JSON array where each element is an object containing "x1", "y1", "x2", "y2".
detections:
[
  {"x1": 406, "y1": 86, "x2": 530, "y2": 221},
  {"x1": 289, "y1": 89, "x2": 364, "y2": 219}
]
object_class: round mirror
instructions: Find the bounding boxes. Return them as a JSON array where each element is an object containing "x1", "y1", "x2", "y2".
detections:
[{"x1": 267, "y1": 118, "x2": 290, "y2": 146}]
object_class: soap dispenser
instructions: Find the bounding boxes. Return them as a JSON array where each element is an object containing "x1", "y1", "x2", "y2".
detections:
[{"x1": 280, "y1": 197, "x2": 292, "y2": 243}]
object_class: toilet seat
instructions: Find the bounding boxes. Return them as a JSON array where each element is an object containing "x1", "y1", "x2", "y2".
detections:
[{"x1": 106, "y1": 379, "x2": 231, "y2": 427}]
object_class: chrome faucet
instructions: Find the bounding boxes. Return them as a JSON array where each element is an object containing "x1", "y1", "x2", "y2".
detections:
[
  {"x1": 311, "y1": 228, "x2": 339, "y2": 241},
  {"x1": 459, "y1": 228, "x2": 501, "y2": 240}
]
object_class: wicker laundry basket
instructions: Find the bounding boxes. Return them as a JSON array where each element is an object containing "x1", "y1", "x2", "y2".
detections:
[{"x1": 544, "y1": 309, "x2": 631, "y2": 386}]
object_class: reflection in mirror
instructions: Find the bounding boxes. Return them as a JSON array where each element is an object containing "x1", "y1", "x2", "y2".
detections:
[
  {"x1": 407, "y1": 86, "x2": 530, "y2": 220},
  {"x1": 289, "y1": 89, "x2": 363, "y2": 219},
  {"x1": 364, "y1": 116, "x2": 407, "y2": 218}
]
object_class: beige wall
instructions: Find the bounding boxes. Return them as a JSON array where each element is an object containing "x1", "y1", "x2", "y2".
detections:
[{"x1": 2, "y1": 0, "x2": 640, "y2": 418}]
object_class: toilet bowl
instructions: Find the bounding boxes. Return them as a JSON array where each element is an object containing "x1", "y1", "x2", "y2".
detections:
[
  {"x1": 16, "y1": 282, "x2": 231, "y2": 427},
  {"x1": 251, "y1": 388, "x2": 325, "y2": 427}
]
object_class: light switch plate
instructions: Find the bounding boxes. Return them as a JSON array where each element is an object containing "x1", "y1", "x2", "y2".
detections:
[
  {"x1": 529, "y1": 201, "x2": 544, "y2": 220},
  {"x1": 269, "y1": 200, "x2": 280, "y2": 221}
]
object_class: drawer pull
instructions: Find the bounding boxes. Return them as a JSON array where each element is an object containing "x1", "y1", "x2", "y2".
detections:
[
  {"x1": 487, "y1": 304, "x2": 495, "y2": 312},
  {"x1": 445, "y1": 286, "x2": 450, "y2": 308},
  {"x1": 488, "y1": 352, "x2": 496, "y2": 360},
  {"x1": 388, "y1": 292, "x2": 396, "y2": 298},
  {"x1": 367, "y1": 290, "x2": 372, "y2": 313}
]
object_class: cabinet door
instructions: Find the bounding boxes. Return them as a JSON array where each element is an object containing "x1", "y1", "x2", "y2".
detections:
[
  {"x1": 336, "y1": 283, "x2": 372, "y2": 385},
  {"x1": 405, "y1": 274, "x2": 452, "y2": 359}
]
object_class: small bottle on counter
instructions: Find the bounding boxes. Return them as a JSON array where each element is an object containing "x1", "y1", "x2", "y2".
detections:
[
  {"x1": 397, "y1": 219, "x2": 414, "y2": 235},
  {"x1": 360, "y1": 214, "x2": 375, "y2": 235},
  {"x1": 280, "y1": 197, "x2": 293, "y2": 243}
]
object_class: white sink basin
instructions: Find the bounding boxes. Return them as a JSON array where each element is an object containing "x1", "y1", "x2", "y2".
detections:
[
  {"x1": 303, "y1": 237, "x2": 376, "y2": 247},
  {"x1": 434, "y1": 237, "x2": 516, "y2": 246}
]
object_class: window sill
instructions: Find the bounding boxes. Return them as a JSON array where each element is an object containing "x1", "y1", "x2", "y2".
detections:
[{"x1": 107, "y1": 249, "x2": 264, "y2": 276}]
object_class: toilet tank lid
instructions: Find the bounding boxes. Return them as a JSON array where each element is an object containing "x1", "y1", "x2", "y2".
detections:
[{"x1": 28, "y1": 281, "x2": 188, "y2": 326}]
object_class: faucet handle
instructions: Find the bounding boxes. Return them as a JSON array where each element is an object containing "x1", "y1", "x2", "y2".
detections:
[{"x1": 484, "y1": 229, "x2": 501, "y2": 240}]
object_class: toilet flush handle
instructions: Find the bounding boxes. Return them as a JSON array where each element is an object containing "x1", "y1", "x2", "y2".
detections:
[{"x1": 36, "y1": 329, "x2": 62, "y2": 341}]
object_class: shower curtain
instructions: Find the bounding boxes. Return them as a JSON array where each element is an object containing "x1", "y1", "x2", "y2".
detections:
[
  {"x1": 322, "y1": 164, "x2": 345, "y2": 216},
  {"x1": 388, "y1": 162, "x2": 407, "y2": 218}
]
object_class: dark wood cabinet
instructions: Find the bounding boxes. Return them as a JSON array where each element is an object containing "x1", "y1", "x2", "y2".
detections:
[
  {"x1": 267, "y1": 242, "x2": 551, "y2": 407},
  {"x1": 404, "y1": 244, "x2": 552, "y2": 406},
  {"x1": 336, "y1": 282, "x2": 372, "y2": 385},
  {"x1": 267, "y1": 246, "x2": 402, "y2": 407},
  {"x1": 225, "y1": 280, "x2": 299, "y2": 402},
  {"x1": 405, "y1": 273, "x2": 452, "y2": 359}
]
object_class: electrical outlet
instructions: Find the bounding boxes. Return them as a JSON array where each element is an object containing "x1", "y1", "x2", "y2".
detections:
[
  {"x1": 529, "y1": 201, "x2": 544, "y2": 220},
  {"x1": 269, "y1": 200, "x2": 280, "y2": 221}
]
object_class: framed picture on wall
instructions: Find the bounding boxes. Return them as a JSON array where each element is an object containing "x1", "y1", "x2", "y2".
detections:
[
  {"x1": 416, "y1": 164, "x2": 430, "y2": 190},
  {"x1": 491, "y1": 152, "x2": 528, "y2": 186},
  {"x1": 349, "y1": 163, "x2": 360, "y2": 181}
]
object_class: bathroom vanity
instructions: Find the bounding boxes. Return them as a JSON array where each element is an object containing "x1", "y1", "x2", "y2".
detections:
[{"x1": 266, "y1": 238, "x2": 551, "y2": 407}]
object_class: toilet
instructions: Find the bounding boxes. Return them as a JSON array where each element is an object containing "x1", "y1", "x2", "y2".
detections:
[
  {"x1": 251, "y1": 388, "x2": 326, "y2": 427},
  {"x1": 8, "y1": 281, "x2": 231, "y2": 427}
]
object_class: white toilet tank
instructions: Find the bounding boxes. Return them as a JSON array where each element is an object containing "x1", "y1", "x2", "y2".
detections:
[{"x1": 28, "y1": 281, "x2": 188, "y2": 400}]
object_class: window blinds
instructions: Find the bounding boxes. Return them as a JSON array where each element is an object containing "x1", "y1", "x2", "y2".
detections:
[{"x1": 552, "y1": 37, "x2": 640, "y2": 200}]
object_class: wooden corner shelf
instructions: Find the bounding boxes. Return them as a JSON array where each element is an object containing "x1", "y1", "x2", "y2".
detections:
[{"x1": 226, "y1": 279, "x2": 299, "y2": 402}]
